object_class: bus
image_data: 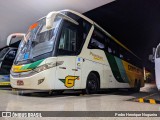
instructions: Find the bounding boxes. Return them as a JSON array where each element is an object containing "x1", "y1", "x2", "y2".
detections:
[
  {"x1": 10, "y1": 10, "x2": 144, "y2": 94},
  {"x1": 0, "y1": 33, "x2": 25, "y2": 86},
  {"x1": 154, "y1": 43, "x2": 160, "y2": 90}
]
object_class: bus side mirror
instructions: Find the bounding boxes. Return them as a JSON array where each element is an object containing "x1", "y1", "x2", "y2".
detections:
[
  {"x1": 7, "y1": 33, "x2": 25, "y2": 46},
  {"x1": 46, "y1": 11, "x2": 79, "y2": 29},
  {"x1": 149, "y1": 54, "x2": 154, "y2": 63}
]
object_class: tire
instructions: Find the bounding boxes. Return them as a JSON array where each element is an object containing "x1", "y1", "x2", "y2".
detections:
[
  {"x1": 86, "y1": 73, "x2": 99, "y2": 94},
  {"x1": 17, "y1": 90, "x2": 24, "y2": 95},
  {"x1": 17, "y1": 90, "x2": 31, "y2": 96},
  {"x1": 134, "y1": 81, "x2": 141, "y2": 92},
  {"x1": 128, "y1": 80, "x2": 140, "y2": 93}
]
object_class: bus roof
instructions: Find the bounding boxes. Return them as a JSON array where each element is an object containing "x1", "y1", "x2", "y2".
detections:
[{"x1": 60, "y1": 9, "x2": 141, "y2": 60}]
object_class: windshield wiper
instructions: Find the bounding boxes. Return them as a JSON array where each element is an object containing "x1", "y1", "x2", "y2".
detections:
[{"x1": 26, "y1": 58, "x2": 36, "y2": 63}]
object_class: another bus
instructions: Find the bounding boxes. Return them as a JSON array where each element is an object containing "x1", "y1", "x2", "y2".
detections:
[
  {"x1": 154, "y1": 43, "x2": 160, "y2": 90},
  {"x1": 0, "y1": 33, "x2": 25, "y2": 86},
  {"x1": 10, "y1": 10, "x2": 144, "y2": 94}
]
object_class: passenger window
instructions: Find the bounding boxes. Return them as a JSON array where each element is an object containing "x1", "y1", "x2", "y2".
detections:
[
  {"x1": 65, "y1": 12, "x2": 92, "y2": 54},
  {"x1": 119, "y1": 47, "x2": 124, "y2": 59},
  {"x1": 58, "y1": 21, "x2": 77, "y2": 55},
  {"x1": 108, "y1": 47, "x2": 112, "y2": 53},
  {"x1": 105, "y1": 36, "x2": 118, "y2": 57},
  {"x1": 88, "y1": 28, "x2": 105, "y2": 49},
  {"x1": 120, "y1": 54, "x2": 123, "y2": 58}
]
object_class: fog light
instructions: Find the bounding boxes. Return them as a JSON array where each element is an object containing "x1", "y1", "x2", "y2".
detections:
[{"x1": 38, "y1": 79, "x2": 44, "y2": 85}]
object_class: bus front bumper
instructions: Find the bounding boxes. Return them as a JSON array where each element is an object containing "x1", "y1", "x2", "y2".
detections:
[{"x1": 10, "y1": 68, "x2": 56, "y2": 90}]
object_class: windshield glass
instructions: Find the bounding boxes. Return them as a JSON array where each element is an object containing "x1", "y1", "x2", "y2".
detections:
[
  {"x1": 15, "y1": 17, "x2": 62, "y2": 64},
  {"x1": 0, "y1": 48, "x2": 9, "y2": 60}
]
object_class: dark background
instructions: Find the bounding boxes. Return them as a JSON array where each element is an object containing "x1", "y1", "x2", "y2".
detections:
[{"x1": 84, "y1": 0, "x2": 160, "y2": 71}]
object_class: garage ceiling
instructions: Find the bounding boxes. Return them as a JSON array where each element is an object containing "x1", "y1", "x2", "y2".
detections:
[{"x1": 0, "y1": 0, "x2": 114, "y2": 48}]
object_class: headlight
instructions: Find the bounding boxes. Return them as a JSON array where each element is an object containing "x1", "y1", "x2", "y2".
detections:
[
  {"x1": 11, "y1": 61, "x2": 64, "y2": 78},
  {"x1": 33, "y1": 61, "x2": 63, "y2": 73}
]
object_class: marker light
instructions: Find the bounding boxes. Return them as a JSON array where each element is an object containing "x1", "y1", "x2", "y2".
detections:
[
  {"x1": 38, "y1": 79, "x2": 45, "y2": 85},
  {"x1": 11, "y1": 61, "x2": 64, "y2": 78}
]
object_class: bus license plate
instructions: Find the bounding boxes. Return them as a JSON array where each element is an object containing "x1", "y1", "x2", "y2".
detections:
[{"x1": 17, "y1": 80, "x2": 24, "y2": 86}]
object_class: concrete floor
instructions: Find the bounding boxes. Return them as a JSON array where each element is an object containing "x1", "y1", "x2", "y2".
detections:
[{"x1": 0, "y1": 83, "x2": 160, "y2": 120}]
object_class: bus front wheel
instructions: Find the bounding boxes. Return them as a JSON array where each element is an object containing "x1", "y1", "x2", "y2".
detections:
[{"x1": 85, "y1": 73, "x2": 99, "y2": 94}]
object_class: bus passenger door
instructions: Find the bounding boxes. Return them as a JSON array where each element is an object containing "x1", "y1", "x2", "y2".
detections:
[
  {"x1": 55, "y1": 56, "x2": 77, "y2": 89},
  {"x1": 55, "y1": 20, "x2": 81, "y2": 89}
]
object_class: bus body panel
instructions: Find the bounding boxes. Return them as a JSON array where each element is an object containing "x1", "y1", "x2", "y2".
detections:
[
  {"x1": 122, "y1": 60, "x2": 144, "y2": 87},
  {"x1": 80, "y1": 58, "x2": 104, "y2": 89},
  {"x1": 155, "y1": 58, "x2": 160, "y2": 90},
  {"x1": 55, "y1": 56, "x2": 78, "y2": 89}
]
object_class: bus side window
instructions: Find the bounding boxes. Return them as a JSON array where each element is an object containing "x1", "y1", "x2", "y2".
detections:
[
  {"x1": 108, "y1": 47, "x2": 112, "y2": 53},
  {"x1": 105, "y1": 37, "x2": 118, "y2": 56},
  {"x1": 88, "y1": 28, "x2": 105, "y2": 50},
  {"x1": 119, "y1": 47, "x2": 124, "y2": 59},
  {"x1": 66, "y1": 12, "x2": 92, "y2": 55},
  {"x1": 120, "y1": 54, "x2": 123, "y2": 58}
]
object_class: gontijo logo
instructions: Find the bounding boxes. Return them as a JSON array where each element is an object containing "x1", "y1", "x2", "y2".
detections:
[{"x1": 59, "y1": 76, "x2": 79, "y2": 88}]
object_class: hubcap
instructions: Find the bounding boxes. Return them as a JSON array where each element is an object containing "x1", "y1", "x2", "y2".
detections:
[{"x1": 88, "y1": 79, "x2": 97, "y2": 91}]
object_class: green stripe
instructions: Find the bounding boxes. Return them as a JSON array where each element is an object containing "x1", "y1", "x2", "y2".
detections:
[
  {"x1": 115, "y1": 57, "x2": 129, "y2": 83},
  {"x1": 105, "y1": 52, "x2": 125, "y2": 83},
  {"x1": 21, "y1": 64, "x2": 30, "y2": 70},
  {"x1": 21, "y1": 59, "x2": 44, "y2": 70},
  {"x1": 59, "y1": 79, "x2": 65, "y2": 84},
  {"x1": 28, "y1": 59, "x2": 44, "y2": 69}
]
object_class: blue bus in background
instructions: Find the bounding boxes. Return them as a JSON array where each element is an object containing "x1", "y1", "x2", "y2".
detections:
[{"x1": 0, "y1": 33, "x2": 25, "y2": 86}]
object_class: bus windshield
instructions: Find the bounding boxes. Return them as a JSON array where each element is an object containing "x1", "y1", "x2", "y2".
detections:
[
  {"x1": 14, "y1": 17, "x2": 62, "y2": 64},
  {"x1": 0, "y1": 48, "x2": 9, "y2": 60}
]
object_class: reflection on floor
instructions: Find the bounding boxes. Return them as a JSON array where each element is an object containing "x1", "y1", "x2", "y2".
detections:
[{"x1": 0, "y1": 83, "x2": 159, "y2": 112}]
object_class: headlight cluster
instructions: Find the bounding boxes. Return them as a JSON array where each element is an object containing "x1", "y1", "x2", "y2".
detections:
[{"x1": 11, "y1": 61, "x2": 64, "y2": 78}]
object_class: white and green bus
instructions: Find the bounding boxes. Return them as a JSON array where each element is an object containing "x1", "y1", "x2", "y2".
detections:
[{"x1": 10, "y1": 10, "x2": 144, "y2": 94}]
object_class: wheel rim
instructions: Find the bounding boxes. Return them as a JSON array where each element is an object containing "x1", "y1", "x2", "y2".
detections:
[{"x1": 88, "y1": 79, "x2": 97, "y2": 92}]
